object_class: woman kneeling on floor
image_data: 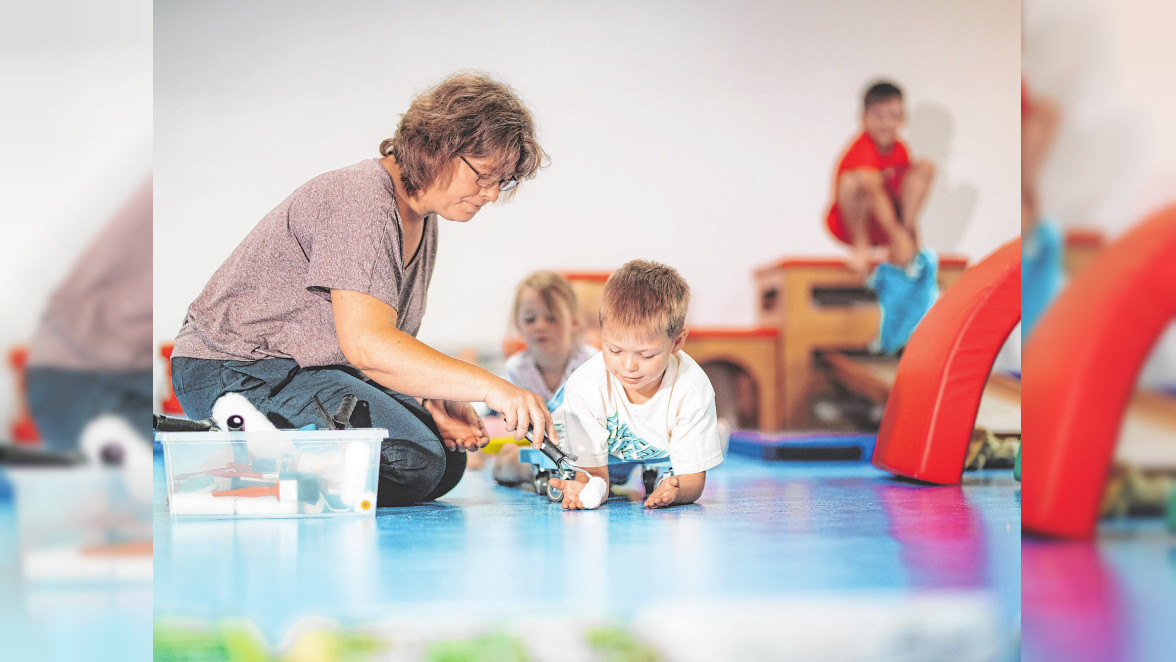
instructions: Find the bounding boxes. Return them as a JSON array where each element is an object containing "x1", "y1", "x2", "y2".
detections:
[{"x1": 170, "y1": 73, "x2": 555, "y2": 506}]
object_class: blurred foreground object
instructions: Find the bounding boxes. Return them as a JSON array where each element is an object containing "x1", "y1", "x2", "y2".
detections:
[
  {"x1": 24, "y1": 177, "x2": 152, "y2": 451},
  {"x1": 871, "y1": 237, "x2": 1021, "y2": 483},
  {"x1": 7, "y1": 467, "x2": 152, "y2": 583},
  {"x1": 8, "y1": 346, "x2": 42, "y2": 443},
  {"x1": 1023, "y1": 204, "x2": 1176, "y2": 538}
]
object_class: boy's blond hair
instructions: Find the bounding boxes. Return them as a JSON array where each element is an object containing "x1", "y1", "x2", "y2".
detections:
[
  {"x1": 599, "y1": 260, "x2": 690, "y2": 338},
  {"x1": 511, "y1": 271, "x2": 578, "y2": 330}
]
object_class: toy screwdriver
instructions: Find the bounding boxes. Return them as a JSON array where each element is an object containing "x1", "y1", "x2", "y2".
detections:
[{"x1": 524, "y1": 427, "x2": 578, "y2": 468}]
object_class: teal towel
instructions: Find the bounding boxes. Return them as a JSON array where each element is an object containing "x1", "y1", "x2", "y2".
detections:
[
  {"x1": 868, "y1": 249, "x2": 940, "y2": 354},
  {"x1": 1022, "y1": 220, "x2": 1064, "y2": 338}
]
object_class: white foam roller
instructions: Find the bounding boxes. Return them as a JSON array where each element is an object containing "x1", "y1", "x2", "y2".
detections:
[
  {"x1": 297, "y1": 449, "x2": 345, "y2": 483},
  {"x1": 211, "y1": 392, "x2": 277, "y2": 431},
  {"x1": 23, "y1": 546, "x2": 152, "y2": 582},
  {"x1": 234, "y1": 495, "x2": 298, "y2": 516},
  {"x1": 277, "y1": 479, "x2": 295, "y2": 502},
  {"x1": 211, "y1": 393, "x2": 296, "y2": 456},
  {"x1": 171, "y1": 493, "x2": 236, "y2": 516},
  {"x1": 79, "y1": 414, "x2": 153, "y2": 504},
  {"x1": 579, "y1": 476, "x2": 608, "y2": 509},
  {"x1": 339, "y1": 442, "x2": 368, "y2": 507},
  {"x1": 354, "y1": 491, "x2": 377, "y2": 514}
]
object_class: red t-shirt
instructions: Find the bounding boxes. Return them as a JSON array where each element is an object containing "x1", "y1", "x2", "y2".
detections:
[{"x1": 826, "y1": 132, "x2": 911, "y2": 245}]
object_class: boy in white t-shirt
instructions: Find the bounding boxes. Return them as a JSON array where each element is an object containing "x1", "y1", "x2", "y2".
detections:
[{"x1": 549, "y1": 260, "x2": 725, "y2": 509}]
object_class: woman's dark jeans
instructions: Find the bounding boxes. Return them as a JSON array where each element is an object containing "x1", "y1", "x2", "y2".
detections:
[
  {"x1": 170, "y1": 357, "x2": 465, "y2": 506},
  {"x1": 26, "y1": 368, "x2": 153, "y2": 452}
]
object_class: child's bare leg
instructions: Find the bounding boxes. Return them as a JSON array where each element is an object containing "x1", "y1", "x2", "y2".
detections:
[
  {"x1": 491, "y1": 443, "x2": 533, "y2": 487},
  {"x1": 841, "y1": 170, "x2": 913, "y2": 267},
  {"x1": 898, "y1": 159, "x2": 935, "y2": 249},
  {"x1": 1022, "y1": 98, "x2": 1061, "y2": 233},
  {"x1": 837, "y1": 171, "x2": 879, "y2": 276},
  {"x1": 466, "y1": 449, "x2": 487, "y2": 469}
]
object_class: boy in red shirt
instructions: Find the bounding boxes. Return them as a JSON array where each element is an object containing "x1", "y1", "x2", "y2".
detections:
[
  {"x1": 1020, "y1": 78, "x2": 1063, "y2": 338},
  {"x1": 827, "y1": 81, "x2": 936, "y2": 276}
]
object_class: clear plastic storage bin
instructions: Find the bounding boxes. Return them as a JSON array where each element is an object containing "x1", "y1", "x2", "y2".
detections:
[
  {"x1": 5, "y1": 467, "x2": 153, "y2": 582},
  {"x1": 158, "y1": 428, "x2": 386, "y2": 519}
]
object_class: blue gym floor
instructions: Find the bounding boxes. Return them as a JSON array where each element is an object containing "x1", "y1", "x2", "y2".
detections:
[
  {"x1": 0, "y1": 477, "x2": 151, "y2": 662},
  {"x1": 1023, "y1": 524, "x2": 1176, "y2": 662},
  {"x1": 151, "y1": 448, "x2": 1023, "y2": 660}
]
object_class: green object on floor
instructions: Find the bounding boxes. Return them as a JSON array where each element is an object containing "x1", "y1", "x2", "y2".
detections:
[
  {"x1": 153, "y1": 622, "x2": 271, "y2": 662},
  {"x1": 426, "y1": 631, "x2": 529, "y2": 662},
  {"x1": 585, "y1": 626, "x2": 661, "y2": 662},
  {"x1": 1014, "y1": 446, "x2": 1021, "y2": 482},
  {"x1": 1168, "y1": 483, "x2": 1176, "y2": 533},
  {"x1": 281, "y1": 627, "x2": 386, "y2": 662}
]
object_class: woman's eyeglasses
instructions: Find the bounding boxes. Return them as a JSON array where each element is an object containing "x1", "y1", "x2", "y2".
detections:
[{"x1": 459, "y1": 155, "x2": 519, "y2": 192}]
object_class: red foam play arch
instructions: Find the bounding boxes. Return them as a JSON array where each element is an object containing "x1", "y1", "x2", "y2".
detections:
[
  {"x1": 871, "y1": 238, "x2": 1021, "y2": 483},
  {"x1": 1023, "y1": 205, "x2": 1176, "y2": 539}
]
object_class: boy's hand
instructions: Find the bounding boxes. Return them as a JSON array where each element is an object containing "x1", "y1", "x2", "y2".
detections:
[
  {"x1": 643, "y1": 475, "x2": 681, "y2": 508},
  {"x1": 548, "y1": 477, "x2": 587, "y2": 510},
  {"x1": 424, "y1": 399, "x2": 489, "y2": 452}
]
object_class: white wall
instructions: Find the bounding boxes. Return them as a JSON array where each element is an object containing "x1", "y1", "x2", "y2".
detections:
[
  {"x1": 154, "y1": 0, "x2": 1021, "y2": 355},
  {"x1": 1024, "y1": 0, "x2": 1176, "y2": 386},
  {"x1": 0, "y1": 0, "x2": 151, "y2": 428}
]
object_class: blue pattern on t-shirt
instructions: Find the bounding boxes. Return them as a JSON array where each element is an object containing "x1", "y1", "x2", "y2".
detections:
[
  {"x1": 606, "y1": 414, "x2": 669, "y2": 461},
  {"x1": 546, "y1": 384, "x2": 566, "y2": 412}
]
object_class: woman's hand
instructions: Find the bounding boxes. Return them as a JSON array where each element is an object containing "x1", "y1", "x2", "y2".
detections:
[
  {"x1": 423, "y1": 399, "x2": 489, "y2": 452},
  {"x1": 483, "y1": 381, "x2": 556, "y2": 448}
]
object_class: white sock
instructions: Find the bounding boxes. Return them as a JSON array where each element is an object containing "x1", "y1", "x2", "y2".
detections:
[{"x1": 579, "y1": 475, "x2": 608, "y2": 509}]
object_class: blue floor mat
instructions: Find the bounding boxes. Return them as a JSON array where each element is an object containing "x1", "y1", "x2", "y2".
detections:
[
  {"x1": 727, "y1": 430, "x2": 877, "y2": 461},
  {"x1": 150, "y1": 452, "x2": 1022, "y2": 654}
]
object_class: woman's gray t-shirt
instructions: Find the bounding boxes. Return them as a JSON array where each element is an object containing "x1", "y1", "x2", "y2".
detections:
[{"x1": 172, "y1": 158, "x2": 437, "y2": 368}]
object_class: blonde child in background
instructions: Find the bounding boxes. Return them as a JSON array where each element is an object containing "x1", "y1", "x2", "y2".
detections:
[
  {"x1": 549, "y1": 260, "x2": 725, "y2": 509},
  {"x1": 489, "y1": 271, "x2": 598, "y2": 486}
]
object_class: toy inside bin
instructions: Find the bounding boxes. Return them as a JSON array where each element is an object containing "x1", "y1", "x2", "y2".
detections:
[
  {"x1": 158, "y1": 428, "x2": 386, "y2": 518},
  {"x1": 6, "y1": 467, "x2": 153, "y2": 582}
]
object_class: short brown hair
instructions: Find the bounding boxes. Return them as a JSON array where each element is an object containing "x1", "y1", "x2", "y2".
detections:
[
  {"x1": 599, "y1": 260, "x2": 690, "y2": 338},
  {"x1": 511, "y1": 271, "x2": 578, "y2": 331},
  {"x1": 379, "y1": 72, "x2": 547, "y2": 197},
  {"x1": 863, "y1": 80, "x2": 903, "y2": 110}
]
